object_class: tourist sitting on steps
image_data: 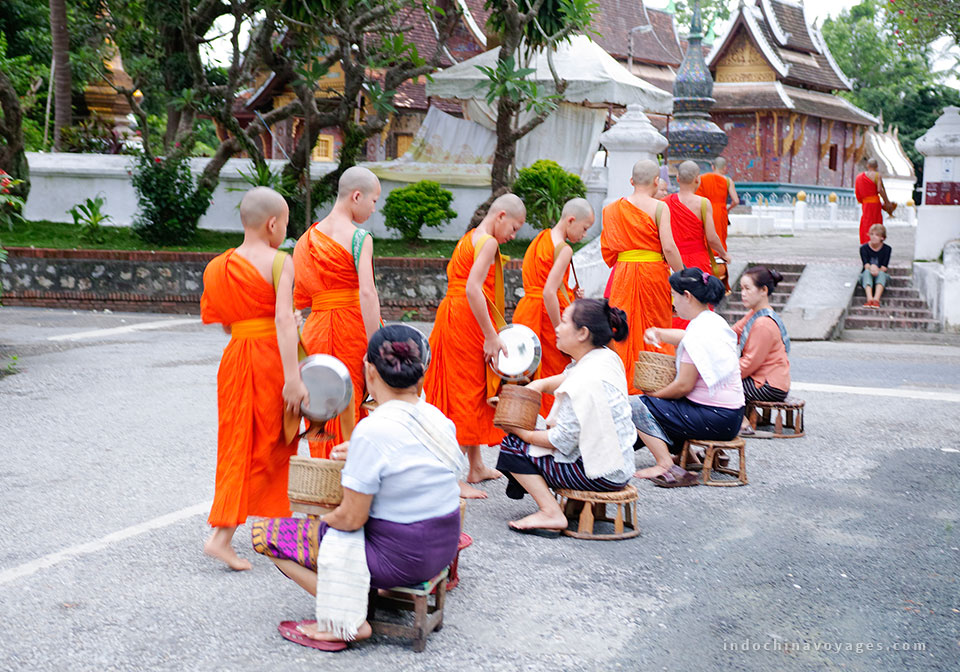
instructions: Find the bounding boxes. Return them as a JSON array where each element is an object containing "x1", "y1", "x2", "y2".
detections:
[
  {"x1": 629, "y1": 268, "x2": 745, "y2": 487},
  {"x1": 860, "y1": 223, "x2": 891, "y2": 308},
  {"x1": 252, "y1": 324, "x2": 462, "y2": 651},
  {"x1": 496, "y1": 299, "x2": 640, "y2": 537},
  {"x1": 732, "y1": 265, "x2": 791, "y2": 436}
]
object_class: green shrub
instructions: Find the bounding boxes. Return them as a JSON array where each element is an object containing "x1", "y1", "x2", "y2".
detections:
[
  {"x1": 68, "y1": 194, "x2": 113, "y2": 245},
  {"x1": 512, "y1": 159, "x2": 586, "y2": 230},
  {"x1": 382, "y1": 180, "x2": 457, "y2": 241},
  {"x1": 131, "y1": 153, "x2": 212, "y2": 245}
]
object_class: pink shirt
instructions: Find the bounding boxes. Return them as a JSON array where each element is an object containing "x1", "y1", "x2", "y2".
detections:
[{"x1": 679, "y1": 350, "x2": 745, "y2": 409}]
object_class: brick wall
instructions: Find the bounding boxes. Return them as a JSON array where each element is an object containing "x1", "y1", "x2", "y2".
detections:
[{"x1": 1, "y1": 247, "x2": 524, "y2": 318}]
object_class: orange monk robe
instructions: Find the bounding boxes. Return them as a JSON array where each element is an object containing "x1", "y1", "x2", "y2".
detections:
[
  {"x1": 200, "y1": 250, "x2": 297, "y2": 526},
  {"x1": 664, "y1": 194, "x2": 713, "y2": 274},
  {"x1": 512, "y1": 230, "x2": 572, "y2": 415},
  {"x1": 293, "y1": 227, "x2": 368, "y2": 457},
  {"x1": 855, "y1": 172, "x2": 883, "y2": 244},
  {"x1": 424, "y1": 233, "x2": 504, "y2": 446},
  {"x1": 696, "y1": 173, "x2": 732, "y2": 247},
  {"x1": 601, "y1": 199, "x2": 674, "y2": 395}
]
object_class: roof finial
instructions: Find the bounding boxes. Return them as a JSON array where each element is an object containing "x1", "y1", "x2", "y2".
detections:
[{"x1": 690, "y1": 0, "x2": 703, "y2": 39}]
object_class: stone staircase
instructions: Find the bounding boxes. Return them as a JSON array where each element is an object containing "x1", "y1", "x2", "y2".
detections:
[
  {"x1": 842, "y1": 266, "x2": 941, "y2": 332},
  {"x1": 717, "y1": 262, "x2": 805, "y2": 324}
]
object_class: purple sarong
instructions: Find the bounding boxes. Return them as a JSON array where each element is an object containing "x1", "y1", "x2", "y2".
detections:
[{"x1": 252, "y1": 508, "x2": 460, "y2": 589}]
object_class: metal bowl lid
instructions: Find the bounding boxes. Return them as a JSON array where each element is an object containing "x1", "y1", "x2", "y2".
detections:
[
  {"x1": 299, "y1": 354, "x2": 353, "y2": 422},
  {"x1": 490, "y1": 324, "x2": 542, "y2": 381}
]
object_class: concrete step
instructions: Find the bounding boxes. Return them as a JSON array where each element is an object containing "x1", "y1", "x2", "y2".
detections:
[
  {"x1": 847, "y1": 307, "x2": 935, "y2": 320},
  {"x1": 843, "y1": 315, "x2": 941, "y2": 331},
  {"x1": 854, "y1": 286, "x2": 922, "y2": 298},
  {"x1": 851, "y1": 297, "x2": 928, "y2": 309}
]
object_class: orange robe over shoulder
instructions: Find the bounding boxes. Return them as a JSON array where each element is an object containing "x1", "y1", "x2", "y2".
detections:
[
  {"x1": 200, "y1": 250, "x2": 297, "y2": 527},
  {"x1": 424, "y1": 232, "x2": 504, "y2": 446},
  {"x1": 512, "y1": 230, "x2": 572, "y2": 415},
  {"x1": 293, "y1": 226, "x2": 367, "y2": 456},
  {"x1": 696, "y1": 173, "x2": 731, "y2": 246},
  {"x1": 601, "y1": 198, "x2": 674, "y2": 395},
  {"x1": 855, "y1": 172, "x2": 882, "y2": 244}
]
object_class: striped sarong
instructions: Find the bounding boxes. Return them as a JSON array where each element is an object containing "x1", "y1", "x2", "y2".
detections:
[{"x1": 496, "y1": 433, "x2": 627, "y2": 498}]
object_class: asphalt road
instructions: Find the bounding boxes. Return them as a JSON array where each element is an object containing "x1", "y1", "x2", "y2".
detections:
[{"x1": 0, "y1": 306, "x2": 958, "y2": 672}]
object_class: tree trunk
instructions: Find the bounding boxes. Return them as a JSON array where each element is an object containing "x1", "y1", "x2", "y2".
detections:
[
  {"x1": 48, "y1": 0, "x2": 72, "y2": 152},
  {"x1": 164, "y1": 105, "x2": 181, "y2": 152},
  {"x1": 0, "y1": 68, "x2": 30, "y2": 200}
]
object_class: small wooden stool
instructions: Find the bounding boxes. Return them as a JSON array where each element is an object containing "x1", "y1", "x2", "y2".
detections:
[
  {"x1": 367, "y1": 568, "x2": 448, "y2": 652},
  {"x1": 680, "y1": 437, "x2": 747, "y2": 486},
  {"x1": 746, "y1": 397, "x2": 805, "y2": 438},
  {"x1": 554, "y1": 485, "x2": 640, "y2": 540}
]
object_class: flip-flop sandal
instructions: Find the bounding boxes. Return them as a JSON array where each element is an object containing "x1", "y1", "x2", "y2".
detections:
[
  {"x1": 278, "y1": 620, "x2": 348, "y2": 651},
  {"x1": 739, "y1": 426, "x2": 756, "y2": 437},
  {"x1": 650, "y1": 465, "x2": 700, "y2": 488},
  {"x1": 508, "y1": 523, "x2": 563, "y2": 538}
]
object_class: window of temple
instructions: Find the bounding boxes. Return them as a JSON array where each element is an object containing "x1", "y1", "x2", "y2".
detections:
[
  {"x1": 828, "y1": 144, "x2": 838, "y2": 171},
  {"x1": 312, "y1": 134, "x2": 335, "y2": 162},
  {"x1": 395, "y1": 133, "x2": 414, "y2": 158}
]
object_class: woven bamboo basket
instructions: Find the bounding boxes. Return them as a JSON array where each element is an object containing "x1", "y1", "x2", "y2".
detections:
[
  {"x1": 633, "y1": 351, "x2": 676, "y2": 393},
  {"x1": 492, "y1": 384, "x2": 541, "y2": 431},
  {"x1": 287, "y1": 450, "x2": 345, "y2": 515}
]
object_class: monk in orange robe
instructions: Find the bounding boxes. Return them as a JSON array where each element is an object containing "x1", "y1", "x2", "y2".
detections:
[
  {"x1": 294, "y1": 166, "x2": 382, "y2": 457},
  {"x1": 200, "y1": 187, "x2": 308, "y2": 571},
  {"x1": 696, "y1": 156, "x2": 739, "y2": 247},
  {"x1": 424, "y1": 193, "x2": 526, "y2": 499},
  {"x1": 601, "y1": 159, "x2": 683, "y2": 395},
  {"x1": 855, "y1": 157, "x2": 893, "y2": 244},
  {"x1": 513, "y1": 198, "x2": 594, "y2": 415}
]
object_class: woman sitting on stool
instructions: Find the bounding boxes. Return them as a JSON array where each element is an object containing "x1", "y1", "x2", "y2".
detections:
[
  {"x1": 631, "y1": 267, "x2": 745, "y2": 487},
  {"x1": 733, "y1": 265, "x2": 791, "y2": 435},
  {"x1": 496, "y1": 299, "x2": 640, "y2": 537},
  {"x1": 252, "y1": 324, "x2": 463, "y2": 650}
]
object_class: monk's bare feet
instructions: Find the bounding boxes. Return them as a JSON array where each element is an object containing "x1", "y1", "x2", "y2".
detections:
[
  {"x1": 298, "y1": 620, "x2": 372, "y2": 642},
  {"x1": 459, "y1": 481, "x2": 488, "y2": 499},
  {"x1": 508, "y1": 510, "x2": 567, "y2": 532},
  {"x1": 204, "y1": 531, "x2": 252, "y2": 571},
  {"x1": 467, "y1": 466, "x2": 502, "y2": 484},
  {"x1": 634, "y1": 464, "x2": 670, "y2": 479}
]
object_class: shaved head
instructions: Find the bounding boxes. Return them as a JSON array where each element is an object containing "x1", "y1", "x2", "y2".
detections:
[
  {"x1": 337, "y1": 166, "x2": 380, "y2": 200},
  {"x1": 561, "y1": 197, "x2": 593, "y2": 221},
  {"x1": 713, "y1": 157, "x2": 727, "y2": 171},
  {"x1": 631, "y1": 159, "x2": 659, "y2": 186},
  {"x1": 239, "y1": 186, "x2": 288, "y2": 229},
  {"x1": 677, "y1": 160, "x2": 700, "y2": 185},
  {"x1": 866, "y1": 157, "x2": 879, "y2": 170},
  {"x1": 489, "y1": 192, "x2": 526, "y2": 219}
]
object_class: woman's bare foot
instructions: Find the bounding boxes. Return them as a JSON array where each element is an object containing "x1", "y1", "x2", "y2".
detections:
[
  {"x1": 459, "y1": 481, "x2": 488, "y2": 499},
  {"x1": 298, "y1": 620, "x2": 372, "y2": 642},
  {"x1": 467, "y1": 466, "x2": 502, "y2": 484},
  {"x1": 508, "y1": 509, "x2": 568, "y2": 531},
  {"x1": 634, "y1": 464, "x2": 670, "y2": 479},
  {"x1": 204, "y1": 532, "x2": 252, "y2": 571}
]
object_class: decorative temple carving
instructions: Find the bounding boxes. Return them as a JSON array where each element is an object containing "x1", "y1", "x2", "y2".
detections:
[
  {"x1": 792, "y1": 114, "x2": 807, "y2": 156},
  {"x1": 715, "y1": 33, "x2": 777, "y2": 83}
]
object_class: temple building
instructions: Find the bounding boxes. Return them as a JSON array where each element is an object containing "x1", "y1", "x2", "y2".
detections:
[{"x1": 704, "y1": 0, "x2": 878, "y2": 195}]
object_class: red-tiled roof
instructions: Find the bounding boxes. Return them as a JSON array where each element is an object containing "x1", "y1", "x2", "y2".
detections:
[
  {"x1": 764, "y1": 0, "x2": 818, "y2": 54},
  {"x1": 394, "y1": 79, "x2": 462, "y2": 113},
  {"x1": 712, "y1": 81, "x2": 878, "y2": 126},
  {"x1": 591, "y1": 2, "x2": 683, "y2": 67}
]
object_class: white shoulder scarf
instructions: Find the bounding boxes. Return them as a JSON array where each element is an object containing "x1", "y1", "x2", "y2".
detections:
[
  {"x1": 537, "y1": 347, "x2": 628, "y2": 479},
  {"x1": 676, "y1": 310, "x2": 740, "y2": 396}
]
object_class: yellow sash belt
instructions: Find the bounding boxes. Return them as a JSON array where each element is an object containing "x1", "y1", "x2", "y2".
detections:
[
  {"x1": 312, "y1": 288, "x2": 360, "y2": 310},
  {"x1": 617, "y1": 249, "x2": 665, "y2": 263},
  {"x1": 231, "y1": 317, "x2": 276, "y2": 339},
  {"x1": 860, "y1": 195, "x2": 880, "y2": 204}
]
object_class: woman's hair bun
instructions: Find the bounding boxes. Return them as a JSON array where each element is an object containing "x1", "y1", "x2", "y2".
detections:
[
  {"x1": 668, "y1": 266, "x2": 726, "y2": 306},
  {"x1": 572, "y1": 298, "x2": 630, "y2": 346},
  {"x1": 366, "y1": 324, "x2": 431, "y2": 389},
  {"x1": 769, "y1": 268, "x2": 783, "y2": 286}
]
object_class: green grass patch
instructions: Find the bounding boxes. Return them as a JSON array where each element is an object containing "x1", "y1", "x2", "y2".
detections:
[
  {"x1": 3, "y1": 220, "x2": 585, "y2": 258},
  {"x1": 2, "y1": 220, "x2": 244, "y2": 252}
]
